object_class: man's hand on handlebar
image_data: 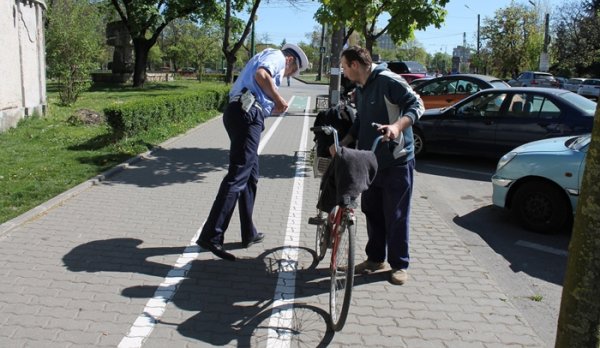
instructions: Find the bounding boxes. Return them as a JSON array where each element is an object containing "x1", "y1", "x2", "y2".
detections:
[{"x1": 373, "y1": 122, "x2": 402, "y2": 142}]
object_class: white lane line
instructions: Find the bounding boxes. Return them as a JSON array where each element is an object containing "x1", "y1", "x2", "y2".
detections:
[
  {"x1": 258, "y1": 96, "x2": 295, "y2": 154},
  {"x1": 118, "y1": 98, "x2": 294, "y2": 348},
  {"x1": 516, "y1": 240, "x2": 568, "y2": 257},
  {"x1": 118, "y1": 229, "x2": 202, "y2": 348},
  {"x1": 266, "y1": 97, "x2": 310, "y2": 348}
]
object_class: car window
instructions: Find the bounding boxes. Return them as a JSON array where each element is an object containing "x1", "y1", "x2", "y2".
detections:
[
  {"x1": 528, "y1": 95, "x2": 561, "y2": 119},
  {"x1": 458, "y1": 93, "x2": 507, "y2": 118},
  {"x1": 420, "y1": 80, "x2": 455, "y2": 95},
  {"x1": 561, "y1": 92, "x2": 597, "y2": 115},
  {"x1": 490, "y1": 81, "x2": 509, "y2": 89},
  {"x1": 534, "y1": 73, "x2": 553, "y2": 80},
  {"x1": 455, "y1": 80, "x2": 472, "y2": 94}
]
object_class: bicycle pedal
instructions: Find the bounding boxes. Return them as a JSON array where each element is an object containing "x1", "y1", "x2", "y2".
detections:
[{"x1": 308, "y1": 216, "x2": 326, "y2": 225}]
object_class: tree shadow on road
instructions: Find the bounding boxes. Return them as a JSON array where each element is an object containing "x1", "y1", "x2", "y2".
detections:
[
  {"x1": 93, "y1": 147, "x2": 299, "y2": 188},
  {"x1": 453, "y1": 205, "x2": 570, "y2": 286}
]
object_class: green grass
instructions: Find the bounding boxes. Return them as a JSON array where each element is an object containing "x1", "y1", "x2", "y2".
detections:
[
  {"x1": 0, "y1": 80, "x2": 226, "y2": 225},
  {"x1": 296, "y1": 73, "x2": 330, "y2": 85}
]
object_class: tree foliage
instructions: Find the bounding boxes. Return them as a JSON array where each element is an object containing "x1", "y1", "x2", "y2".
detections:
[
  {"x1": 108, "y1": 0, "x2": 220, "y2": 87},
  {"x1": 221, "y1": 0, "x2": 262, "y2": 83},
  {"x1": 315, "y1": 0, "x2": 449, "y2": 54},
  {"x1": 555, "y1": 103, "x2": 600, "y2": 347},
  {"x1": 46, "y1": 0, "x2": 103, "y2": 105},
  {"x1": 479, "y1": 4, "x2": 543, "y2": 78},
  {"x1": 552, "y1": 0, "x2": 600, "y2": 76}
]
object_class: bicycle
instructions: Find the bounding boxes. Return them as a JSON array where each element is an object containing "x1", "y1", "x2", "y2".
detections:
[{"x1": 308, "y1": 124, "x2": 383, "y2": 331}]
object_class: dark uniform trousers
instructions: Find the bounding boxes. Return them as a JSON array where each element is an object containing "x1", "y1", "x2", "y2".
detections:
[
  {"x1": 361, "y1": 158, "x2": 415, "y2": 270},
  {"x1": 200, "y1": 101, "x2": 265, "y2": 245}
]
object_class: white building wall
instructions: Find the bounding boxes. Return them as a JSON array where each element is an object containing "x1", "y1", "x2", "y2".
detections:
[{"x1": 0, "y1": 0, "x2": 47, "y2": 133}]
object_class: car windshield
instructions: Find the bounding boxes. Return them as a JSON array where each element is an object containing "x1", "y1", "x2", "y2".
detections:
[
  {"x1": 566, "y1": 134, "x2": 591, "y2": 150},
  {"x1": 491, "y1": 81, "x2": 509, "y2": 88},
  {"x1": 559, "y1": 92, "x2": 597, "y2": 115}
]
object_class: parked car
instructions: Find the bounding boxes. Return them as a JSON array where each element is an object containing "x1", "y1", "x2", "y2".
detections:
[
  {"x1": 508, "y1": 71, "x2": 560, "y2": 88},
  {"x1": 412, "y1": 87, "x2": 596, "y2": 158},
  {"x1": 492, "y1": 134, "x2": 590, "y2": 233},
  {"x1": 386, "y1": 61, "x2": 427, "y2": 82},
  {"x1": 412, "y1": 74, "x2": 510, "y2": 109},
  {"x1": 577, "y1": 78, "x2": 600, "y2": 99},
  {"x1": 409, "y1": 77, "x2": 433, "y2": 89},
  {"x1": 563, "y1": 77, "x2": 587, "y2": 93}
]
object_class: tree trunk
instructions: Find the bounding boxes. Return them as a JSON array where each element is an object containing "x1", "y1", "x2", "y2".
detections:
[
  {"x1": 555, "y1": 103, "x2": 600, "y2": 347},
  {"x1": 132, "y1": 38, "x2": 150, "y2": 87},
  {"x1": 364, "y1": 35, "x2": 375, "y2": 56},
  {"x1": 224, "y1": 52, "x2": 236, "y2": 84}
]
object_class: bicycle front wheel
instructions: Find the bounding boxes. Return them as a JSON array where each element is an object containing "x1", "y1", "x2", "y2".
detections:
[
  {"x1": 315, "y1": 221, "x2": 328, "y2": 262},
  {"x1": 328, "y1": 215, "x2": 355, "y2": 331}
]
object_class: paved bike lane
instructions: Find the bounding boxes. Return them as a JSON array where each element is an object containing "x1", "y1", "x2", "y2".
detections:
[{"x1": 0, "y1": 83, "x2": 545, "y2": 347}]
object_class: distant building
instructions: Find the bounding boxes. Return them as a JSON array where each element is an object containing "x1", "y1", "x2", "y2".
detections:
[
  {"x1": 452, "y1": 45, "x2": 472, "y2": 73},
  {"x1": 0, "y1": 0, "x2": 47, "y2": 133},
  {"x1": 376, "y1": 33, "x2": 396, "y2": 51}
]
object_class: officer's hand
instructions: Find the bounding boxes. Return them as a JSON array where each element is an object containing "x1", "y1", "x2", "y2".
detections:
[{"x1": 272, "y1": 97, "x2": 289, "y2": 115}]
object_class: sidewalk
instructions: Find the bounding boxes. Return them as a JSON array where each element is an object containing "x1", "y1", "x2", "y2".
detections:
[{"x1": 0, "y1": 83, "x2": 544, "y2": 347}]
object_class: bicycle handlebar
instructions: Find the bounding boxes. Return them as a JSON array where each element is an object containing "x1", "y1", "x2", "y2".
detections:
[{"x1": 310, "y1": 126, "x2": 340, "y2": 154}]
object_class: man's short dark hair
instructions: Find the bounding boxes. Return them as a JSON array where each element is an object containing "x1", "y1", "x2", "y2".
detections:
[{"x1": 341, "y1": 46, "x2": 372, "y2": 67}]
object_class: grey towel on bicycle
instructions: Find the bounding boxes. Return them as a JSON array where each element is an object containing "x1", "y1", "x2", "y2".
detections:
[{"x1": 317, "y1": 147, "x2": 378, "y2": 212}]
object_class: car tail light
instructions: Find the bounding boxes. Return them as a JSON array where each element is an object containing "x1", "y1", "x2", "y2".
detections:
[{"x1": 531, "y1": 80, "x2": 538, "y2": 85}]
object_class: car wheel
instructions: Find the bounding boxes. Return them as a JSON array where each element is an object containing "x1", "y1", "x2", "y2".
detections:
[
  {"x1": 413, "y1": 129, "x2": 425, "y2": 157},
  {"x1": 511, "y1": 181, "x2": 571, "y2": 234}
]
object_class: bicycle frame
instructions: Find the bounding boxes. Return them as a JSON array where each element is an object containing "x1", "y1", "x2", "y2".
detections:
[{"x1": 309, "y1": 122, "x2": 384, "y2": 331}]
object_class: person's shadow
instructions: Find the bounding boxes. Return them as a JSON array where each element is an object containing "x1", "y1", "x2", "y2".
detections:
[{"x1": 63, "y1": 239, "x2": 393, "y2": 345}]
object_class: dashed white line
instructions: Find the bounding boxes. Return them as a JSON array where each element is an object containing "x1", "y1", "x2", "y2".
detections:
[{"x1": 515, "y1": 240, "x2": 568, "y2": 256}]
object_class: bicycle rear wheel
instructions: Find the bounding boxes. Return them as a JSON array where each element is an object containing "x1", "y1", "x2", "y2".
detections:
[{"x1": 328, "y1": 214, "x2": 355, "y2": 331}]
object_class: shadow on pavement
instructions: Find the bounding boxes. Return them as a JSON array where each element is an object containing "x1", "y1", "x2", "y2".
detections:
[
  {"x1": 96, "y1": 147, "x2": 298, "y2": 188},
  {"x1": 453, "y1": 205, "x2": 570, "y2": 286},
  {"x1": 63, "y1": 240, "x2": 386, "y2": 346}
]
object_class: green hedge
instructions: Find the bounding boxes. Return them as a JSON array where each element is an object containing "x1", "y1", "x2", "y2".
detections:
[{"x1": 104, "y1": 87, "x2": 229, "y2": 138}]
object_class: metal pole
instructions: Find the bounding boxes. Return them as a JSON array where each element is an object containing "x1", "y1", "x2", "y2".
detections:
[
  {"x1": 328, "y1": 26, "x2": 343, "y2": 107},
  {"x1": 317, "y1": 23, "x2": 325, "y2": 81},
  {"x1": 476, "y1": 14, "x2": 480, "y2": 73}
]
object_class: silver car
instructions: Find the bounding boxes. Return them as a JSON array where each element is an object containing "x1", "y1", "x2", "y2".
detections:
[
  {"x1": 577, "y1": 78, "x2": 600, "y2": 99},
  {"x1": 508, "y1": 71, "x2": 560, "y2": 88},
  {"x1": 563, "y1": 77, "x2": 587, "y2": 92}
]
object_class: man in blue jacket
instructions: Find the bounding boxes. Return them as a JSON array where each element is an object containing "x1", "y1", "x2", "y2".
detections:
[{"x1": 335, "y1": 46, "x2": 424, "y2": 285}]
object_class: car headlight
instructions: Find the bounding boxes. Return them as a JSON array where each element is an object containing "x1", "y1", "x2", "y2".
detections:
[{"x1": 497, "y1": 152, "x2": 517, "y2": 171}]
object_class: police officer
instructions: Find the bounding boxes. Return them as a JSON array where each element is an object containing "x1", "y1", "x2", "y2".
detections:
[{"x1": 197, "y1": 44, "x2": 308, "y2": 261}]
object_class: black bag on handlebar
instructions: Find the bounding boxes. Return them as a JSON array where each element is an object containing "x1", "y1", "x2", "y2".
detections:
[{"x1": 313, "y1": 105, "x2": 356, "y2": 157}]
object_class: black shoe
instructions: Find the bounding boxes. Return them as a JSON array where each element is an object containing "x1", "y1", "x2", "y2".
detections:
[
  {"x1": 197, "y1": 239, "x2": 236, "y2": 261},
  {"x1": 242, "y1": 233, "x2": 265, "y2": 248}
]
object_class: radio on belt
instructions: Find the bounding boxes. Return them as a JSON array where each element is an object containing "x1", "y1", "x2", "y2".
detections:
[{"x1": 240, "y1": 89, "x2": 255, "y2": 113}]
